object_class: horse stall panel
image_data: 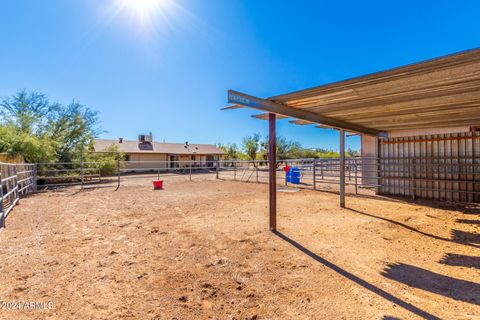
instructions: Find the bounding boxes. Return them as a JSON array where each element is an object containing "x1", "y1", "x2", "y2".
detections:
[{"x1": 379, "y1": 131, "x2": 480, "y2": 203}]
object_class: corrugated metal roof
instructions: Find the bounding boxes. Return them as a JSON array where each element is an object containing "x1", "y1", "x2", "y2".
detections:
[
  {"x1": 93, "y1": 139, "x2": 225, "y2": 155},
  {"x1": 268, "y1": 48, "x2": 480, "y2": 131},
  {"x1": 228, "y1": 48, "x2": 480, "y2": 133}
]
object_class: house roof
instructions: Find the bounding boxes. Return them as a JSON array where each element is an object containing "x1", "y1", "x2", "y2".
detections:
[
  {"x1": 227, "y1": 48, "x2": 480, "y2": 134},
  {"x1": 93, "y1": 139, "x2": 225, "y2": 155}
]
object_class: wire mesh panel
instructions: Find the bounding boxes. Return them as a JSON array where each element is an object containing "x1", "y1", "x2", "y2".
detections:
[{"x1": 379, "y1": 131, "x2": 480, "y2": 203}]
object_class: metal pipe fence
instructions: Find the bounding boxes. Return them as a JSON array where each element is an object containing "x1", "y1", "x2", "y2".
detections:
[
  {"x1": 217, "y1": 157, "x2": 480, "y2": 203},
  {"x1": 118, "y1": 160, "x2": 219, "y2": 187},
  {"x1": 217, "y1": 158, "x2": 379, "y2": 195},
  {"x1": 379, "y1": 131, "x2": 480, "y2": 203},
  {"x1": 2, "y1": 155, "x2": 478, "y2": 228},
  {"x1": 36, "y1": 162, "x2": 105, "y2": 189},
  {"x1": 378, "y1": 156, "x2": 480, "y2": 202},
  {"x1": 0, "y1": 162, "x2": 37, "y2": 228},
  {"x1": 32, "y1": 157, "x2": 480, "y2": 202}
]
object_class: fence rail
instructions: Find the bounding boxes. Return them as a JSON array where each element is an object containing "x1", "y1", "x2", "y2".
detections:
[
  {"x1": 37, "y1": 162, "x2": 103, "y2": 189},
  {"x1": 217, "y1": 158, "x2": 379, "y2": 195},
  {"x1": 1, "y1": 154, "x2": 478, "y2": 229},
  {"x1": 36, "y1": 158, "x2": 480, "y2": 204},
  {"x1": 0, "y1": 162, "x2": 37, "y2": 228}
]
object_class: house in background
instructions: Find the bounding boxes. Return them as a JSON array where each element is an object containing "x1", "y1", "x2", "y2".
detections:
[{"x1": 93, "y1": 133, "x2": 225, "y2": 169}]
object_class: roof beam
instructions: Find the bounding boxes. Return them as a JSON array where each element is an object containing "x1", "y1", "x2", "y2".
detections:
[
  {"x1": 269, "y1": 48, "x2": 480, "y2": 102},
  {"x1": 252, "y1": 113, "x2": 288, "y2": 120},
  {"x1": 221, "y1": 104, "x2": 244, "y2": 110},
  {"x1": 228, "y1": 90, "x2": 381, "y2": 136},
  {"x1": 289, "y1": 119, "x2": 314, "y2": 125},
  {"x1": 315, "y1": 125, "x2": 356, "y2": 135}
]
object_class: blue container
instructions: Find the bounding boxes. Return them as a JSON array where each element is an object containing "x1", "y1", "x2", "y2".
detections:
[{"x1": 289, "y1": 167, "x2": 301, "y2": 184}]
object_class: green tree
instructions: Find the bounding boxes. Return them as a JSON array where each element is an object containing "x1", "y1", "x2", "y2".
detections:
[
  {"x1": 0, "y1": 124, "x2": 55, "y2": 163},
  {"x1": 260, "y1": 136, "x2": 303, "y2": 160},
  {"x1": 347, "y1": 148, "x2": 360, "y2": 158},
  {"x1": 0, "y1": 90, "x2": 100, "y2": 163},
  {"x1": 85, "y1": 144, "x2": 124, "y2": 175},
  {"x1": 242, "y1": 133, "x2": 261, "y2": 161},
  {"x1": 216, "y1": 142, "x2": 240, "y2": 160}
]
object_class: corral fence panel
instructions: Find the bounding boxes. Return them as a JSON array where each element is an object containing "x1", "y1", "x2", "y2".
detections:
[
  {"x1": 117, "y1": 160, "x2": 219, "y2": 187},
  {"x1": 2, "y1": 148, "x2": 478, "y2": 230},
  {"x1": 36, "y1": 162, "x2": 106, "y2": 189},
  {"x1": 379, "y1": 131, "x2": 480, "y2": 203},
  {"x1": 0, "y1": 162, "x2": 36, "y2": 228},
  {"x1": 217, "y1": 158, "x2": 378, "y2": 195}
]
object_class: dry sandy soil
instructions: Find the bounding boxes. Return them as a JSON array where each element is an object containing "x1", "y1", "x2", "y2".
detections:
[{"x1": 0, "y1": 175, "x2": 479, "y2": 319}]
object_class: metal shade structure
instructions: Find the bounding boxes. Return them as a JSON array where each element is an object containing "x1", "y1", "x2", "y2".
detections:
[
  {"x1": 267, "y1": 48, "x2": 480, "y2": 132},
  {"x1": 223, "y1": 48, "x2": 480, "y2": 231}
]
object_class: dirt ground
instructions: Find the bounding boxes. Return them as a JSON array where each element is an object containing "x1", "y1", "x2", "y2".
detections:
[{"x1": 0, "y1": 175, "x2": 479, "y2": 319}]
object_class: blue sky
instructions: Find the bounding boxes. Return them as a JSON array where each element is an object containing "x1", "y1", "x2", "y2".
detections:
[{"x1": 1, "y1": 0, "x2": 479, "y2": 151}]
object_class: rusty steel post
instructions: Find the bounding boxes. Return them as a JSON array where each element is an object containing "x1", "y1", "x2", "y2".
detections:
[
  {"x1": 340, "y1": 129, "x2": 346, "y2": 208},
  {"x1": 269, "y1": 113, "x2": 277, "y2": 231}
]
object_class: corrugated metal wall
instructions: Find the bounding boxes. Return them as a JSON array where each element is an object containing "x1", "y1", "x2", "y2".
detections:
[{"x1": 379, "y1": 131, "x2": 480, "y2": 203}]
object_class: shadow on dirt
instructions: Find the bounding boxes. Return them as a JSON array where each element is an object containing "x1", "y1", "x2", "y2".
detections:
[
  {"x1": 344, "y1": 193, "x2": 480, "y2": 215},
  {"x1": 440, "y1": 253, "x2": 480, "y2": 269},
  {"x1": 456, "y1": 219, "x2": 480, "y2": 225},
  {"x1": 345, "y1": 207, "x2": 480, "y2": 248},
  {"x1": 450, "y1": 230, "x2": 480, "y2": 248},
  {"x1": 273, "y1": 231, "x2": 440, "y2": 320},
  {"x1": 382, "y1": 263, "x2": 480, "y2": 305}
]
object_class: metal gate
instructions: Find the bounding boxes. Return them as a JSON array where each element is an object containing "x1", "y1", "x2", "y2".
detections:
[{"x1": 379, "y1": 131, "x2": 480, "y2": 203}]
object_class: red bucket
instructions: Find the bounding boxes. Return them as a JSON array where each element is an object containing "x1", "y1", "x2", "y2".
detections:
[{"x1": 153, "y1": 180, "x2": 163, "y2": 190}]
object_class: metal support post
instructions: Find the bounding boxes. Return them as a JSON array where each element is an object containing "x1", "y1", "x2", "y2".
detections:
[
  {"x1": 313, "y1": 159, "x2": 316, "y2": 190},
  {"x1": 14, "y1": 165, "x2": 19, "y2": 205},
  {"x1": 354, "y1": 159, "x2": 358, "y2": 194},
  {"x1": 410, "y1": 159, "x2": 416, "y2": 200},
  {"x1": 33, "y1": 164, "x2": 38, "y2": 192},
  {"x1": 6, "y1": 165, "x2": 10, "y2": 204},
  {"x1": 340, "y1": 129, "x2": 345, "y2": 208},
  {"x1": 269, "y1": 113, "x2": 277, "y2": 231},
  {"x1": 320, "y1": 160, "x2": 324, "y2": 179},
  {"x1": 348, "y1": 161, "x2": 351, "y2": 181}
]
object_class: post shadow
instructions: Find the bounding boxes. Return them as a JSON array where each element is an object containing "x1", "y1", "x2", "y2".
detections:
[
  {"x1": 382, "y1": 263, "x2": 480, "y2": 305},
  {"x1": 273, "y1": 231, "x2": 440, "y2": 320},
  {"x1": 343, "y1": 193, "x2": 480, "y2": 215},
  {"x1": 456, "y1": 219, "x2": 480, "y2": 225},
  {"x1": 451, "y1": 229, "x2": 480, "y2": 248},
  {"x1": 440, "y1": 253, "x2": 480, "y2": 269},
  {"x1": 345, "y1": 207, "x2": 480, "y2": 248}
]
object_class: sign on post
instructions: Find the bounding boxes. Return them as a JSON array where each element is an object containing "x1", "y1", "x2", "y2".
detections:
[{"x1": 228, "y1": 91, "x2": 269, "y2": 109}]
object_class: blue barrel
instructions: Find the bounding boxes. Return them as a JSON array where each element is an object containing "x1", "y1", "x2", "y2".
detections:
[
  {"x1": 285, "y1": 167, "x2": 292, "y2": 183},
  {"x1": 290, "y1": 167, "x2": 301, "y2": 184}
]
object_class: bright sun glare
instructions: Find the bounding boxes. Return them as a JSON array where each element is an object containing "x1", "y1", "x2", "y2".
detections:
[{"x1": 119, "y1": 0, "x2": 170, "y2": 25}]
